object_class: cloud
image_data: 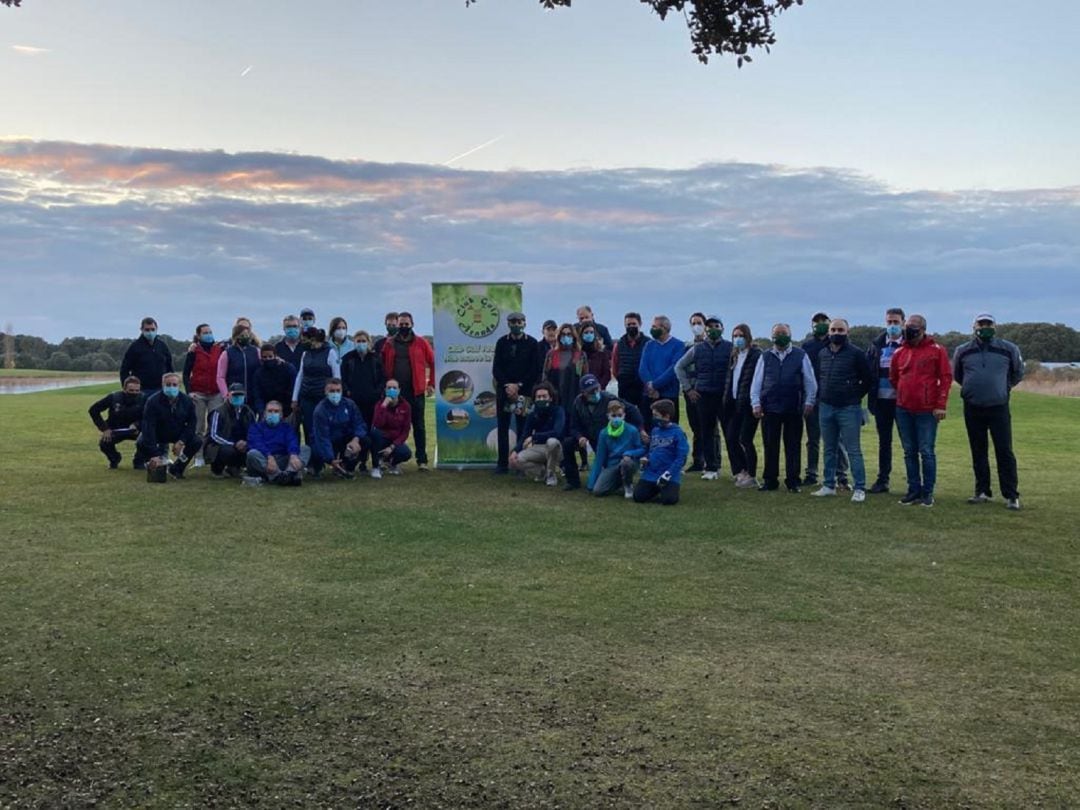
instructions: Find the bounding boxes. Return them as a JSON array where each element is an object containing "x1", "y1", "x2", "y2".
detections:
[
  {"x1": 11, "y1": 45, "x2": 50, "y2": 55},
  {"x1": 1, "y1": 139, "x2": 1078, "y2": 341}
]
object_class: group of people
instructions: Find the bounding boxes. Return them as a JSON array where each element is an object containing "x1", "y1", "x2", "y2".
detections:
[{"x1": 92, "y1": 303, "x2": 1024, "y2": 508}]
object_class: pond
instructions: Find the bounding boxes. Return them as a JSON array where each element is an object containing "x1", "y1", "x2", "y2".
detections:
[{"x1": 0, "y1": 377, "x2": 113, "y2": 395}]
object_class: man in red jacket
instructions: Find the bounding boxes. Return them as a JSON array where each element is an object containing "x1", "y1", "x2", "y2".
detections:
[
  {"x1": 379, "y1": 312, "x2": 435, "y2": 470},
  {"x1": 888, "y1": 314, "x2": 953, "y2": 507}
]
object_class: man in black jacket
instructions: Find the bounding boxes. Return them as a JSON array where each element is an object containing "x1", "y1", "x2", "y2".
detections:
[
  {"x1": 802, "y1": 311, "x2": 849, "y2": 488},
  {"x1": 206, "y1": 383, "x2": 257, "y2": 477},
  {"x1": 561, "y1": 374, "x2": 645, "y2": 491},
  {"x1": 119, "y1": 317, "x2": 174, "y2": 392},
  {"x1": 137, "y1": 372, "x2": 202, "y2": 479},
  {"x1": 491, "y1": 311, "x2": 540, "y2": 474},
  {"x1": 811, "y1": 319, "x2": 875, "y2": 503},
  {"x1": 88, "y1": 376, "x2": 147, "y2": 469}
]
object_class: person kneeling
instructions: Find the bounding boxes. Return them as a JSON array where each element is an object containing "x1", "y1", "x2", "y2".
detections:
[
  {"x1": 88, "y1": 375, "x2": 147, "y2": 469},
  {"x1": 137, "y1": 372, "x2": 202, "y2": 480},
  {"x1": 509, "y1": 382, "x2": 565, "y2": 486},
  {"x1": 205, "y1": 383, "x2": 256, "y2": 478},
  {"x1": 312, "y1": 378, "x2": 371, "y2": 480},
  {"x1": 246, "y1": 401, "x2": 310, "y2": 485},
  {"x1": 634, "y1": 399, "x2": 689, "y2": 505},
  {"x1": 588, "y1": 400, "x2": 645, "y2": 499},
  {"x1": 370, "y1": 379, "x2": 413, "y2": 477}
]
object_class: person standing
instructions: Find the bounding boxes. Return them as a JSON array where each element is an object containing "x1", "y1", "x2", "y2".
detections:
[
  {"x1": 611, "y1": 312, "x2": 650, "y2": 408},
  {"x1": 88, "y1": 376, "x2": 147, "y2": 469},
  {"x1": 299, "y1": 308, "x2": 317, "y2": 331},
  {"x1": 543, "y1": 323, "x2": 588, "y2": 419},
  {"x1": 865, "y1": 307, "x2": 906, "y2": 493},
  {"x1": 341, "y1": 330, "x2": 384, "y2": 469},
  {"x1": 182, "y1": 323, "x2": 224, "y2": 468},
  {"x1": 119, "y1": 317, "x2": 173, "y2": 393},
  {"x1": 217, "y1": 323, "x2": 261, "y2": 401},
  {"x1": 253, "y1": 343, "x2": 298, "y2": 419},
  {"x1": 679, "y1": 312, "x2": 708, "y2": 472},
  {"x1": 492, "y1": 312, "x2": 540, "y2": 474},
  {"x1": 372, "y1": 311, "x2": 399, "y2": 358},
  {"x1": 889, "y1": 314, "x2": 953, "y2": 507},
  {"x1": 275, "y1": 314, "x2": 304, "y2": 368},
  {"x1": 724, "y1": 324, "x2": 762, "y2": 489},
  {"x1": 292, "y1": 328, "x2": 342, "y2": 446},
  {"x1": 638, "y1": 315, "x2": 685, "y2": 430},
  {"x1": 536, "y1": 319, "x2": 559, "y2": 378},
  {"x1": 379, "y1": 312, "x2": 435, "y2": 470},
  {"x1": 575, "y1": 305, "x2": 613, "y2": 349},
  {"x1": 751, "y1": 324, "x2": 817, "y2": 492},
  {"x1": 952, "y1": 313, "x2": 1024, "y2": 510},
  {"x1": 579, "y1": 321, "x2": 612, "y2": 389},
  {"x1": 328, "y1": 316, "x2": 355, "y2": 362},
  {"x1": 802, "y1": 311, "x2": 849, "y2": 489},
  {"x1": 676, "y1": 315, "x2": 732, "y2": 480},
  {"x1": 811, "y1": 319, "x2": 876, "y2": 503}
]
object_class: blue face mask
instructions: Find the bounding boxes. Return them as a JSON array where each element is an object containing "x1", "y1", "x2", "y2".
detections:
[
  {"x1": 163, "y1": 385, "x2": 179, "y2": 398},
  {"x1": 609, "y1": 416, "x2": 624, "y2": 428},
  {"x1": 886, "y1": 324, "x2": 902, "y2": 338},
  {"x1": 560, "y1": 335, "x2": 574, "y2": 347},
  {"x1": 265, "y1": 412, "x2": 282, "y2": 426},
  {"x1": 385, "y1": 388, "x2": 399, "y2": 399},
  {"x1": 199, "y1": 333, "x2": 215, "y2": 345},
  {"x1": 285, "y1": 327, "x2": 300, "y2": 340},
  {"x1": 582, "y1": 332, "x2": 595, "y2": 344},
  {"x1": 588, "y1": 391, "x2": 601, "y2": 403},
  {"x1": 230, "y1": 395, "x2": 245, "y2": 407},
  {"x1": 733, "y1": 336, "x2": 747, "y2": 350},
  {"x1": 301, "y1": 319, "x2": 315, "y2": 329},
  {"x1": 142, "y1": 330, "x2": 157, "y2": 341},
  {"x1": 327, "y1": 392, "x2": 342, "y2": 405}
]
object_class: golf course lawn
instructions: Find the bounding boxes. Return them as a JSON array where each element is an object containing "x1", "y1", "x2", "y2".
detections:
[{"x1": 2, "y1": 385, "x2": 1078, "y2": 807}]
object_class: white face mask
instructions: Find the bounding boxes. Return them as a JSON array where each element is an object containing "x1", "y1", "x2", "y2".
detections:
[
  {"x1": 334, "y1": 328, "x2": 347, "y2": 341},
  {"x1": 691, "y1": 324, "x2": 705, "y2": 337}
]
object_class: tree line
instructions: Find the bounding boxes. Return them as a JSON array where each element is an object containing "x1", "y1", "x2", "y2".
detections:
[{"x1": 4, "y1": 322, "x2": 1079, "y2": 374}]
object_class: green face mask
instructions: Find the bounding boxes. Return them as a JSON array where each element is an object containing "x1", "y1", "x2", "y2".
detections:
[
  {"x1": 773, "y1": 334, "x2": 792, "y2": 348},
  {"x1": 976, "y1": 327, "x2": 995, "y2": 341},
  {"x1": 707, "y1": 328, "x2": 723, "y2": 341},
  {"x1": 813, "y1": 322, "x2": 829, "y2": 337}
]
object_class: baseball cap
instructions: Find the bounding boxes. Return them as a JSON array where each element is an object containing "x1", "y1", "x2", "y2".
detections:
[
  {"x1": 973, "y1": 312, "x2": 995, "y2": 324},
  {"x1": 580, "y1": 374, "x2": 601, "y2": 391}
]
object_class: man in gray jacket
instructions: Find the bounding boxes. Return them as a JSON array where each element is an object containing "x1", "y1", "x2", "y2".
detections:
[{"x1": 952, "y1": 313, "x2": 1024, "y2": 510}]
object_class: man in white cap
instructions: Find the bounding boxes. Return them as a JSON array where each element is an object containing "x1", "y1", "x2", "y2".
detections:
[{"x1": 952, "y1": 313, "x2": 1024, "y2": 510}]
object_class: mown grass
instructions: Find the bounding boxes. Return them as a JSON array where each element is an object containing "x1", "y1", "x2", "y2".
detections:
[{"x1": 1, "y1": 385, "x2": 1078, "y2": 808}]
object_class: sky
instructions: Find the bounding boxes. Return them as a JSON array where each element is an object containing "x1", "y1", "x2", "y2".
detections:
[{"x1": 2, "y1": 0, "x2": 1079, "y2": 341}]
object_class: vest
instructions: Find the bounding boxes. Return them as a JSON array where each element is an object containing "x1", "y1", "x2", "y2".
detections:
[
  {"x1": 224, "y1": 344, "x2": 260, "y2": 394},
  {"x1": 692, "y1": 340, "x2": 732, "y2": 393},
  {"x1": 189, "y1": 344, "x2": 222, "y2": 395},
  {"x1": 616, "y1": 335, "x2": 649, "y2": 382},
  {"x1": 760, "y1": 348, "x2": 806, "y2": 414},
  {"x1": 300, "y1": 345, "x2": 334, "y2": 399}
]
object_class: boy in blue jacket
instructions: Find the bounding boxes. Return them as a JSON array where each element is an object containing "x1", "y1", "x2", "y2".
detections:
[
  {"x1": 634, "y1": 399, "x2": 689, "y2": 505},
  {"x1": 588, "y1": 399, "x2": 646, "y2": 499}
]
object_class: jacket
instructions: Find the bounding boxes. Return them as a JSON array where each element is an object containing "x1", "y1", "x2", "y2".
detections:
[
  {"x1": 380, "y1": 335, "x2": 435, "y2": 397},
  {"x1": 515, "y1": 405, "x2": 566, "y2": 452},
  {"x1": 252, "y1": 358, "x2": 297, "y2": 414},
  {"x1": 89, "y1": 390, "x2": 145, "y2": 431},
  {"x1": 642, "y1": 422, "x2": 689, "y2": 484},
  {"x1": 802, "y1": 336, "x2": 831, "y2": 380},
  {"x1": 638, "y1": 336, "x2": 686, "y2": 398},
  {"x1": 493, "y1": 334, "x2": 541, "y2": 397},
  {"x1": 341, "y1": 350, "x2": 385, "y2": 410},
  {"x1": 183, "y1": 343, "x2": 224, "y2": 396},
  {"x1": 952, "y1": 337, "x2": 1024, "y2": 408},
  {"x1": 817, "y1": 341, "x2": 875, "y2": 407},
  {"x1": 119, "y1": 335, "x2": 174, "y2": 391},
  {"x1": 373, "y1": 399, "x2": 412, "y2": 446},
  {"x1": 583, "y1": 344, "x2": 612, "y2": 389},
  {"x1": 568, "y1": 391, "x2": 643, "y2": 448},
  {"x1": 586, "y1": 424, "x2": 646, "y2": 490},
  {"x1": 205, "y1": 402, "x2": 256, "y2": 463},
  {"x1": 140, "y1": 390, "x2": 197, "y2": 447},
  {"x1": 889, "y1": 337, "x2": 953, "y2": 413},
  {"x1": 312, "y1": 397, "x2": 369, "y2": 461},
  {"x1": 247, "y1": 420, "x2": 302, "y2": 458}
]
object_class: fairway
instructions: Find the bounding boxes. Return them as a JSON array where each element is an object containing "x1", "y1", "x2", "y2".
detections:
[{"x1": 2, "y1": 385, "x2": 1078, "y2": 807}]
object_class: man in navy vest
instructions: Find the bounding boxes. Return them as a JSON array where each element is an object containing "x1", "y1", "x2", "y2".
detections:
[
  {"x1": 751, "y1": 323, "x2": 817, "y2": 492},
  {"x1": 676, "y1": 315, "x2": 732, "y2": 480},
  {"x1": 610, "y1": 312, "x2": 650, "y2": 408}
]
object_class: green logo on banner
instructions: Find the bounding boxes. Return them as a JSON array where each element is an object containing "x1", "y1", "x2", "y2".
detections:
[{"x1": 455, "y1": 295, "x2": 500, "y2": 338}]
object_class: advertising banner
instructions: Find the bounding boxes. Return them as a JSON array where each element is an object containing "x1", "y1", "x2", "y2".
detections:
[{"x1": 432, "y1": 282, "x2": 524, "y2": 469}]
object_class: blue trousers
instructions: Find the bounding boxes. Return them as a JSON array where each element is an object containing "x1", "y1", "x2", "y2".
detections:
[
  {"x1": 895, "y1": 407, "x2": 939, "y2": 497},
  {"x1": 819, "y1": 403, "x2": 866, "y2": 489}
]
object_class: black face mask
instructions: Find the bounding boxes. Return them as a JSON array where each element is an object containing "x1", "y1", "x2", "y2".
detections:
[
  {"x1": 626, "y1": 326, "x2": 639, "y2": 338},
  {"x1": 397, "y1": 326, "x2": 412, "y2": 338},
  {"x1": 904, "y1": 327, "x2": 922, "y2": 342},
  {"x1": 829, "y1": 334, "x2": 848, "y2": 346}
]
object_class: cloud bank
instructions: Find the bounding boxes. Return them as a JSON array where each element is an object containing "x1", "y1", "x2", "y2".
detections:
[{"x1": 1, "y1": 139, "x2": 1078, "y2": 341}]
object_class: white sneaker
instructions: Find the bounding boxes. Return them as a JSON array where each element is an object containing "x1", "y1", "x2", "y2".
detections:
[
  {"x1": 736, "y1": 476, "x2": 758, "y2": 489},
  {"x1": 193, "y1": 457, "x2": 205, "y2": 468},
  {"x1": 624, "y1": 484, "x2": 634, "y2": 500},
  {"x1": 369, "y1": 466, "x2": 382, "y2": 479},
  {"x1": 388, "y1": 464, "x2": 402, "y2": 475},
  {"x1": 701, "y1": 471, "x2": 719, "y2": 481},
  {"x1": 851, "y1": 489, "x2": 866, "y2": 503},
  {"x1": 812, "y1": 486, "x2": 837, "y2": 497},
  {"x1": 545, "y1": 474, "x2": 557, "y2": 487}
]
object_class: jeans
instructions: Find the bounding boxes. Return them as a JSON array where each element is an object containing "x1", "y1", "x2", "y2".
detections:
[
  {"x1": 592, "y1": 457, "x2": 638, "y2": 496},
  {"x1": 819, "y1": 402, "x2": 866, "y2": 490},
  {"x1": 247, "y1": 446, "x2": 312, "y2": 479},
  {"x1": 372, "y1": 428, "x2": 413, "y2": 468},
  {"x1": 963, "y1": 402, "x2": 1019, "y2": 499},
  {"x1": 871, "y1": 397, "x2": 898, "y2": 485},
  {"x1": 895, "y1": 407, "x2": 939, "y2": 497},
  {"x1": 805, "y1": 402, "x2": 848, "y2": 483}
]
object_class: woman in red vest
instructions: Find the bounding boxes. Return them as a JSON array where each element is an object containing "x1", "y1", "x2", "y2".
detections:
[{"x1": 182, "y1": 323, "x2": 224, "y2": 467}]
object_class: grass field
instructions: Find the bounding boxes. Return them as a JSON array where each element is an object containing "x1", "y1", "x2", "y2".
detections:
[
  {"x1": 0, "y1": 370, "x2": 115, "y2": 379},
  {"x1": 1, "y1": 385, "x2": 1078, "y2": 807}
]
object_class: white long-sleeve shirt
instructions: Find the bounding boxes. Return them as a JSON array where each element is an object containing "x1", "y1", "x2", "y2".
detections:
[{"x1": 749, "y1": 347, "x2": 817, "y2": 410}]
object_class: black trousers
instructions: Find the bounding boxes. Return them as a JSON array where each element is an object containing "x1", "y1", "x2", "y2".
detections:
[
  {"x1": 98, "y1": 428, "x2": 146, "y2": 467},
  {"x1": 762, "y1": 412, "x2": 802, "y2": 489},
  {"x1": 137, "y1": 434, "x2": 203, "y2": 472},
  {"x1": 313, "y1": 435, "x2": 373, "y2": 471},
  {"x1": 618, "y1": 379, "x2": 643, "y2": 410},
  {"x1": 872, "y1": 398, "x2": 898, "y2": 485},
  {"x1": 495, "y1": 391, "x2": 526, "y2": 471},
  {"x1": 211, "y1": 445, "x2": 248, "y2": 475},
  {"x1": 695, "y1": 391, "x2": 726, "y2": 472},
  {"x1": 562, "y1": 437, "x2": 585, "y2": 487},
  {"x1": 401, "y1": 391, "x2": 428, "y2": 464},
  {"x1": 964, "y1": 402, "x2": 1019, "y2": 499},
  {"x1": 805, "y1": 402, "x2": 848, "y2": 482},
  {"x1": 726, "y1": 402, "x2": 759, "y2": 477},
  {"x1": 633, "y1": 479, "x2": 681, "y2": 505}
]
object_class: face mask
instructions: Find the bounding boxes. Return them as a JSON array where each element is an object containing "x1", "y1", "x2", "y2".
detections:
[
  {"x1": 333, "y1": 328, "x2": 347, "y2": 341},
  {"x1": 650, "y1": 327, "x2": 664, "y2": 340},
  {"x1": 904, "y1": 327, "x2": 922, "y2": 342},
  {"x1": 773, "y1": 334, "x2": 791, "y2": 348},
  {"x1": 609, "y1": 416, "x2": 624, "y2": 428},
  {"x1": 509, "y1": 324, "x2": 524, "y2": 335},
  {"x1": 829, "y1": 334, "x2": 848, "y2": 346},
  {"x1": 813, "y1": 322, "x2": 829, "y2": 337},
  {"x1": 142, "y1": 329, "x2": 157, "y2": 341},
  {"x1": 261, "y1": 355, "x2": 276, "y2": 365},
  {"x1": 626, "y1": 326, "x2": 639, "y2": 338},
  {"x1": 123, "y1": 391, "x2": 140, "y2": 401},
  {"x1": 397, "y1": 325, "x2": 412, "y2": 338},
  {"x1": 385, "y1": 387, "x2": 399, "y2": 399},
  {"x1": 200, "y1": 333, "x2": 215, "y2": 345},
  {"x1": 265, "y1": 413, "x2": 282, "y2": 426},
  {"x1": 327, "y1": 392, "x2": 342, "y2": 405},
  {"x1": 691, "y1": 324, "x2": 705, "y2": 337},
  {"x1": 885, "y1": 324, "x2": 902, "y2": 338},
  {"x1": 733, "y1": 336, "x2": 747, "y2": 350},
  {"x1": 588, "y1": 391, "x2": 601, "y2": 403},
  {"x1": 230, "y1": 395, "x2": 245, "y2": 407},
  {"x1": 534, "y1": 399, "x2": 550, "y2": 409},
  {"x1": 707, "y1": 328, "x2": 723, "y2": 341},
  {"x1": 560, "y1": 335, "x2": 574, "y2": 347},
  {"x1": 582, "y1": 332, "x2": 596, "y2": 344},
  {"x1": 237, "y1": 335, "x2": 251, "y2": 346},
  {"x1": 386, "y1": 325, "x2": 398, "y2": 336},
  {"x1": 163, "y1": 385, "x2": 179, "y2": 398},
  {"x1": 653, "y1": 415, "x2": 669, "y2": 428},
  {"x1": 284, "y1": 327, "x2": 300, "y2": 340},
  {"x1": 356, "y1": 342, "x2": 369, "y2": 353},
  {"x1": 977, "y1": 327, "x2": 996, "y2": 341},
  {"x1": 301, "y1": 319, "x2": 315, "y2": 329}
]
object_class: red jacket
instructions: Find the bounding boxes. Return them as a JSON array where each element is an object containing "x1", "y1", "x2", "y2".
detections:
[
  {"x1": 889, "y1": 337, "x2": 953, "y2": 413},
  {"x1": 373, "y1": 399, "x2": 412, "y2": 446},
  {"x1": 380, "y1": 335, "x2": 435, "y2": 397}
]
